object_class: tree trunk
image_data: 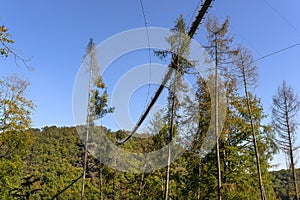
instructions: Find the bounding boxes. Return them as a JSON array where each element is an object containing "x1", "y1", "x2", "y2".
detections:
[
  {"x1": 164, "y1": 142, "x2": 171, "y2": 200},
  {"x1": 272, "y1": 81, "x2": 300, "y2": 200},
  {"x1": 214, "y1": 33, "x2": 222, "y2": 200},
  {"x1": 138, "y1": 157, "x2": 147, "y2": 199},
  {"x1": 99, "y1": 161, "x2": 103, "y2": 200},
  {"x1": 285, "y1": 98, "x2": 299, "y2": 200},
  {"x1": 241, "y1": 65, "x2": 266, "y2": 200},
  {"x1": 164, "y1": 74, "x2": 177, "y2": 200},
  {"x1": 112, "y1": 170, "x2": 115, "y2": 200},
  {"x1": 197, "y1": 162, "x2": 201, "y2": 200},
  {"x1": 81, "y1": 58, "x2": 93, "y2": 200},
  {"x1": 289, "y1": 137, "x2": 299, "y2": 200}
]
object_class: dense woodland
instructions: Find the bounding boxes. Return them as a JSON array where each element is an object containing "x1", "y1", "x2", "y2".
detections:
[
  {"x1": 1, "y1": 10, "x2": 300, "y2": 200},
  {"x1": 0, "y1": 125, "x2": 296, "y2": 199}
]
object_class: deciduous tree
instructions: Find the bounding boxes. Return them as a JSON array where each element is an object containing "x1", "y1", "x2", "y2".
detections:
[
  {"x1": 0, "y1": 75, "x2": 34, "y2": 198},
  {"x1": 81, "y1": 38, "x2": 114, "y2": 199},
  {"x1": 272, "y1": 80, "x2": 300, "y2": 200},
  {"x1": 233, "y1": 47, "x2": 266, "y2": 200}
]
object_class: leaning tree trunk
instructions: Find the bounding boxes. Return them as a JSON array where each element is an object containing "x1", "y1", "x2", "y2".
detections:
[
  {"x1": 164, "y1": 73, "x2": 177, "y2": 200},
  {"x1": 241, "y1": 65, "x2": 266, "y2": 200},
  {"x1": 285, "y1": 99, "x2": 299, "y2": 200},
  {"x1": 138, "y1": 157, "x2": 147, "y2": 199}
]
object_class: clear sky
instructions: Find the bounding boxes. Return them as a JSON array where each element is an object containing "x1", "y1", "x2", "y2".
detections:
[{"x1": 1, "y1": 0, "x2": 300, "y2": 169}]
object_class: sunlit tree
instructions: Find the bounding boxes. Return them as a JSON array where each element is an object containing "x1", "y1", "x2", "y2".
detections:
[
  {"x1": 0, "y1": 75, "x2": 35, "y2": 198},
  {"x1": 81, "y1": 38, "x2": 114, "y2": 200},
  {"x1": 272, "y1": 81, "x2": 300, "y2": 200}
]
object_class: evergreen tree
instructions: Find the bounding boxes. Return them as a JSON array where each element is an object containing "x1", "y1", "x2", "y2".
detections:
[
  {"x1": 192, "y1": 75, "x2": 277, "y2": 199},
  {"x1": 189, "y1": 16, "x2": 278, "y2": 199}
]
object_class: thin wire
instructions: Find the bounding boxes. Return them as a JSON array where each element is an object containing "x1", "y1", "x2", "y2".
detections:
[
  {"x1": 139, "y1": 0, "x2": 152, "y2": 110},
  {"x1": 252, "y1": 42, "x2": 300, "y2": 64},
  {"x1": 263, "y1": 0, "x2": 300, "y2": 35},
  {"x1": 117, "y1": 0, "x2": 215, "y2": 144},
  {"x1": 209, "y1": 4, "x2": 263, "y2": 57},
  {"x1": 197, "y1": 41, "x2": 300, "y2": 74},
  {"x1": 187, "y1": 0, "x2": 202, "y2": 29},
  {"x1": 230, "y1": 26, "x2": 263, "y2": 57}
]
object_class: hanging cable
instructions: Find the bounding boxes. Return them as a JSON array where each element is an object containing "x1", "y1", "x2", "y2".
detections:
[
  {"x1": 263, "y1": 0, "x2": 300, "y2": 35},
  {"x1": 252, "y1": 42, "x2": 300, "y2": 64},
  {"x1": 139, "y1": 0, "x2": 152, "y2": 111},
  {"x1": 196, "y1": 41, "x2": 300, "y2": 75},
  {"x1": 117, "y1": 0, "x2": 214, "y2": 144},
  {"x1": 187, "y1": 0, "x2": 202, "y2": 29}
]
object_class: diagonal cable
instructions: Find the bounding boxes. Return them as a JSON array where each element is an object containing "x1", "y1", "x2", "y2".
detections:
[{"x1": 117, "y1": 0, "x2": 215, "y2": 144}]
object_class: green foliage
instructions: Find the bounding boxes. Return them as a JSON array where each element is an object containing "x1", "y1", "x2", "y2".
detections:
[
  {"x1": 271, "y1": 169, "x2": 300, "y2": 200},
  {"x1": 0, "y1": 75, "x2": 34, "y2": 199},
  {"x1": 189, "y1": 75, "x2": 278, "y2": 199},
  {"x1": 0, "y1": 16, "x2": 292, "y2": 200},
  {"x1": 81, "y1": 38, "x2": 114, "y2": 199},
  {"x1": 22, "y1": 127, "x2": 85, "y2": 199},
  {"x1": 85, "y1": 38, "x2": 114, "y2": 122},
  {"x1": 0, "y1": 25, "x2": 14, "y2": 57},
  {"x1": 0, "y1": 124, "x2": 287, "y2": 199},
  {"x1": 0, "y1": 75, "x2": 35, "y2": 132}
]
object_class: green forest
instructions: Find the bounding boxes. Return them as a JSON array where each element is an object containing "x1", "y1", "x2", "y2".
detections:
[
  {"x1": 0, "y1": 126, "x2": 298, "y2": 199},
  {"x1": 2, "y1": 1, "x2": 300, "y2": 199}
]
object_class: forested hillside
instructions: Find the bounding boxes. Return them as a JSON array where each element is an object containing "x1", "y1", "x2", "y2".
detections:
[
  {"x1": 0, "y1": 125, "x2": 289, "y2": 199},
  {"x1": 2, "y1": 1, "x2": 300, "y2": 199},
  {"x1": 272, "y1": 169, "x2": 300, "y2": 200}
]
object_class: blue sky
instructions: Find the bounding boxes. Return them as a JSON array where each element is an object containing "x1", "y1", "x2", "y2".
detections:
[{"x1": 1, "y1": 0, "x2": 300, "y2": 169}]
